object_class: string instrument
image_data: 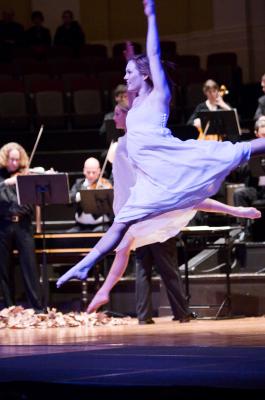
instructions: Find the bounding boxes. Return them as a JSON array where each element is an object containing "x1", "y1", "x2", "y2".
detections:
[
  {"x1": 197, "y1": 84, "x2": 229, "y2": 141},
  {"x1": 90, "y1": 177, "x2": 112, "y2": 190},
  {"x1": 219, "y1": 84, "x2": 229, "y2": 97}
]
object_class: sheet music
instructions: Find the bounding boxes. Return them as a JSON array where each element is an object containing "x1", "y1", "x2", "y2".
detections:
[{"x1": 182, "y1": 226, "x2": 233, "y2": 232}]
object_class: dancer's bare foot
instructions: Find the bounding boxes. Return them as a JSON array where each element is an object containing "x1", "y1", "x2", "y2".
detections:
[
  {"x1": 235, "y1": 207, "x2": 261, "y2": 219},
  {"x1": 87, "y1": 291, "x2": 109, "y2": 314}
]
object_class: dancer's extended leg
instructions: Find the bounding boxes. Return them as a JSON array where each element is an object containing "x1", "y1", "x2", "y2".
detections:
[
  {"x1": 87, "y1": 236, "x2": 133, "y2": 313},
  {"x1": 250, "y1": 138, "x2": 265, "y2": 156},
  {"x1": 56, "y1": 221, "x2": 131, "y2": 287},
  {"x1": 197, "y1": 198, "x2": 261, "y2": 219}
]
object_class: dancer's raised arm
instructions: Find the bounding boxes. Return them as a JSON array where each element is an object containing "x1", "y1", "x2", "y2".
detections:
[{"x1": 144, "y1": 0, "x2": 170, "y2": 101}]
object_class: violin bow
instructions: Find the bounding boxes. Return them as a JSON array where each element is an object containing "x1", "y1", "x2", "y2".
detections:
[
  {"x1": 96, "y1": 140, "x2": 114, "y2": 189},
  {"x1": 202, "y1": 120, "x2": 210, "y2": 139},
  {"x1": 28, "y1": 125, "x2": 44, "y2": 169}
]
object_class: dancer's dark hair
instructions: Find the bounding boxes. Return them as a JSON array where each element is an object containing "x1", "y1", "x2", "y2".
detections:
[{"x1": 131, "y1": 54, "x2": 176, "y2": 93}]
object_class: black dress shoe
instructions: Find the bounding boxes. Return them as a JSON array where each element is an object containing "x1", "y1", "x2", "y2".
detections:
[
  {"x1": 174, "y1": 312, "x2": 197, "y2": 323},
  {"x1": 138, "y1": 318, "x2": 155, "y2": 325}
]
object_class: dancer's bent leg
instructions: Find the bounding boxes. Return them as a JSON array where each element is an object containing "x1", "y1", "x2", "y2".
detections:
[
  {"x1": 197, "y1": 198, "x2": 261, "y2": 219},
  {"x1": 56, "y1": 221, "x2": 131, "y2": 287},
  {"x1": 87, "y1": 236, "x2": 133, "y2": 313}
]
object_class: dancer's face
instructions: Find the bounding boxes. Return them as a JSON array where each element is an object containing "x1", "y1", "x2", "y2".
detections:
[{"x1": 124, "y1": 60, "x2": 145, "y2": 92}]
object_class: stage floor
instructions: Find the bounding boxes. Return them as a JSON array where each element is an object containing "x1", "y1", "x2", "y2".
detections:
[
  {"x1": 1, "y1": 316, "x2": 265, "y2": 350},
  {"x1": 1, "y1": 317, "x2": 265, "y2": 399}
]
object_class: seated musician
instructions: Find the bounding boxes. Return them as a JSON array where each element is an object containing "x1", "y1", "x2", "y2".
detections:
[
  {"x1": 69, "y1": 157, "x2": 113, "y2": 232},
  {"x1": 187, "y1": 79, "x2": 231, "y2": 141}
]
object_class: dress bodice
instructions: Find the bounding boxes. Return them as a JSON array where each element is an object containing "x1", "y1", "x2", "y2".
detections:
[{"x1": 126, "y1": 97, "x2": 169, "y2": 134}]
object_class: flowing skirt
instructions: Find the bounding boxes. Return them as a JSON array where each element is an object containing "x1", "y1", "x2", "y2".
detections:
[{"x1": 115, "y1": 131, "x2": 251, "y2": 222}]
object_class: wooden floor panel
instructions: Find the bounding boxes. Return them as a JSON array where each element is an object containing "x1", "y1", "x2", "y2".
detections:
[{"x1": 0, "y1": 316, "x2": 265, "y2": 353}]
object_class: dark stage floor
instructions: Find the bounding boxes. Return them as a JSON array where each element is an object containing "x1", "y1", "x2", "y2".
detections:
[{"x1": 0, "y1": 317, "x2": 265, "y2": 399}]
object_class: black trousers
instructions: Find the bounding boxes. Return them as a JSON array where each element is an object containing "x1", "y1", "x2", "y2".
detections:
[
  {"x1": 135, "y1": 238, "x2": 189, "y2": 321},
  {"x1": 0, "y1": 218, "x2": 42, "y2": 310},
  {"x1": 233, "y1": 186, "x2": 257, "y2": 207}
]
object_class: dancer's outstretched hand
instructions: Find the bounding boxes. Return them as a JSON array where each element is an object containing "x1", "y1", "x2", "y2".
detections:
[{"x1": 143, "y1": 0, "x2": 155, "y2": 17}]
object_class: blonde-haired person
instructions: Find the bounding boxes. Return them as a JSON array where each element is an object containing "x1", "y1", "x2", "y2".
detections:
[
  {"x1": 0, "y1": 142, "x2": 29, "y2": 173},
  {"x1": 187, "y1": 79, "x2": 231, "y2": 141},
  {"x1": 0, "y1": 142, "x2": 43, "y2": 312}
]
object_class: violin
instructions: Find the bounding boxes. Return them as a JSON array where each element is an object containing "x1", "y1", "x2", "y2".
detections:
[
  {"x1": 219, "y1": 84, "x2": 229, "y2": 97},
  {"x1": 10, "y1": 166, "x2": 55, "y2": 182},
  {"x1": 28, "y1": 166, "x2": 56, "y2": 175}
]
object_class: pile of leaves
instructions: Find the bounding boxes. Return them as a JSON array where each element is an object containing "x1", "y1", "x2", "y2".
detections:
[{"x1": 0, "y1": 306, "x2": 132, "y2": 329}]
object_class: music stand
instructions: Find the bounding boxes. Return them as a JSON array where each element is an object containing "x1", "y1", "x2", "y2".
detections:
[
  {"x1": 198, "y1": 109, "x2": 241, "y2": 142},
  {"x1": 16, "y1": 173, "x2": 70, "y2": 309},
  {"x1": 172, "y1": 125, "x2": 199, "y2": 141},
  {"x1": 105, "y1": 119, "x2": 125, "y2": 144},
  {"x1": 179, "y1": 226, "x2": 242, "y2": 319},
  {"x1": 80, "y1": 189, "x2": 114, "y2": 224}
]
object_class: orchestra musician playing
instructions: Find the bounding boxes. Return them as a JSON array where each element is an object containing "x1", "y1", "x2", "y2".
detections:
[
  {"x1": 0, "y1": 142, "x2": 43, "y2": 312},
  {"x1": 187, "y1": 79, "x2": 231, "y2": 141},
  {"x1": 69, "y1": 157, "x2": 113, "y2": 232}
]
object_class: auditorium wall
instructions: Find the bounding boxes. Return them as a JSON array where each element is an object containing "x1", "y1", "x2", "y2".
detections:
[{"x1": 0, "y1": 0, "x2": 264, "y2": 82}]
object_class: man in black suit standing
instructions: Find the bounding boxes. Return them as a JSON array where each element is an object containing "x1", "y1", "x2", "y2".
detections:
[
  {"x1": 113, "y1": 103, "x2": 194, "y2": 324},
  {"x1": 254, "y1": 73, "x2": 265, "y2": 121}
]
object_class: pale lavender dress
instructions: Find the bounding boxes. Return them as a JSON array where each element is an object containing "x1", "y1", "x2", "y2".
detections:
[{"x1": 112, "y1": 97, "x2": 251, "y2": 250}]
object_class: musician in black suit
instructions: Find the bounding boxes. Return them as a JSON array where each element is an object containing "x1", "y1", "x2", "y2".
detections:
[
  {"x1": 254, "y1": 73, "x2": 265, "y2": 121},
  {"x1": 113, "y1": 103, "x2": 194, "y2": 324},
  {"x1": 135, "y1": 238, "x2": 192, "y2": 324},
  {"x1": 0, "y1": 142, "x2": 43, "y2": 311}
]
